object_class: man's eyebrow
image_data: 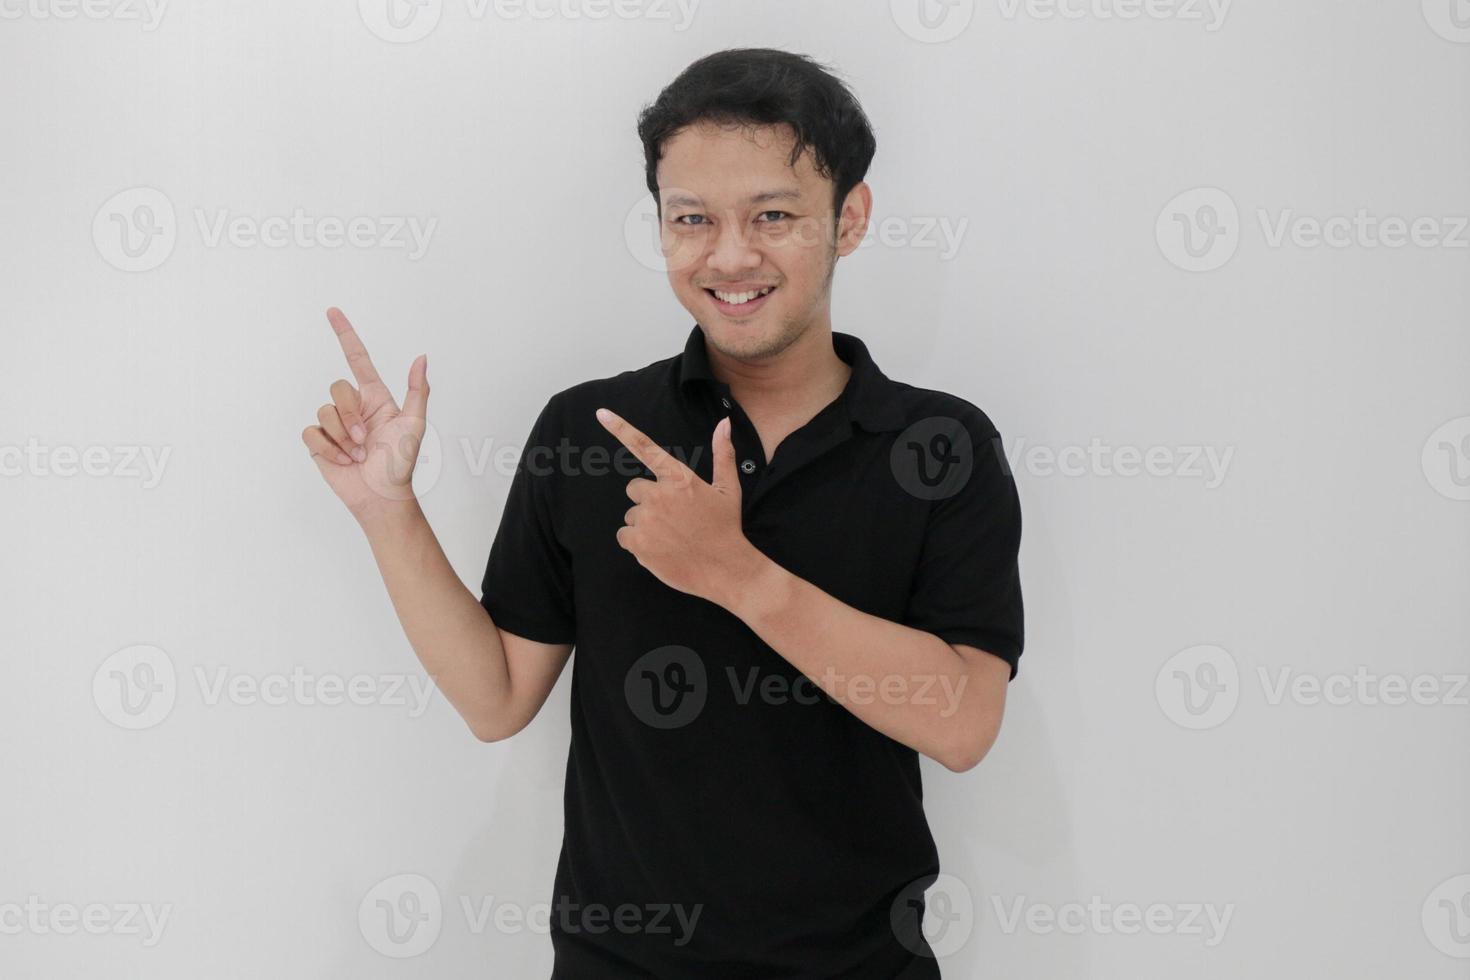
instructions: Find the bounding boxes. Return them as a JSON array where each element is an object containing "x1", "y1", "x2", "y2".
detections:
[{"x1": 662, "y1": 188, "x2": 804, "y2": 209}]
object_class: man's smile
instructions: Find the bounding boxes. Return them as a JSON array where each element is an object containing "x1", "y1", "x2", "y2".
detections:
[{"x1": 704, "y1": 283, "x2": 778, "y2": 317}]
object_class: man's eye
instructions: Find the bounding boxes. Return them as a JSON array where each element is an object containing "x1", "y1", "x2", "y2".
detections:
[
  {"x1": 757, "y1": 211, "x2": 789, "y2": 222},
  {"x1": 672, "y1": 214, "x2": 707, "y2": 226}
]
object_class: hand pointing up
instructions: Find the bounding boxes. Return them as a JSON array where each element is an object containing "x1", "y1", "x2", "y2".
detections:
[{"x1": 302, "y1": 307, "x2": 429, "y2": 521}]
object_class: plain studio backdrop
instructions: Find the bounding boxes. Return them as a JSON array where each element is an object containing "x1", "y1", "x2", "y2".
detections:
[{"x1": 3, "y1": 1, "x2": 1468, "y2": 977}]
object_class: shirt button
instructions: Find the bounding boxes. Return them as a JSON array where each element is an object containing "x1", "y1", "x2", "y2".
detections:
[
  {"x1": 720, "y1": 397, "x2": 731, "y2": 409},
  {"x1": 740, "y1": 459, "x2": 756, "y2": 474}
]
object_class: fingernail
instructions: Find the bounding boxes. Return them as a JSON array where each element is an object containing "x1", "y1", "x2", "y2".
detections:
[
  {"x1": 352, "y1": 447, "x2": 366, "y2": 462},
  {"x1": 350, "y1": 424, "x2": 366, "y2": 443},
  {"x1": 596, "y1": 408, "x2": 613, "y2": 423}
]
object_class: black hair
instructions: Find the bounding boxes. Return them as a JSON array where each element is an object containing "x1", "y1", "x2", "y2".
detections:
[{"x1": 636, "y1": 48, "x2": 877, "y2": 221}]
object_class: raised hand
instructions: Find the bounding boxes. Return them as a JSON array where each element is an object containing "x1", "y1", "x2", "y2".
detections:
[
  {"x1": 595, "y1": 407, "x2": 759, "y2": 607},
  {"x1": 302, "y1": 307, "x2": 429, "y2": 521}
]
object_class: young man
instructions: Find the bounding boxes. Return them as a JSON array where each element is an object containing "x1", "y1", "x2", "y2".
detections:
[{"x1": 304, "y1": 48, "x2": 1023, "y2": 980}]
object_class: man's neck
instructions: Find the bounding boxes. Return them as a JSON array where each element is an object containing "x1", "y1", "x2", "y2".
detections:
[{"x1": 704, "y1": 324, "x2": 853, "y2": 426}]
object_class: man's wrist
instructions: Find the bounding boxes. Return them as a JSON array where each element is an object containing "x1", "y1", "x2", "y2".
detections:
[
  {"x1": 717, "y1": 540, "x2": 792, "y2": 626},
  {"x1": 354, "y1": 495, "x2": 425, "y2": 538}
]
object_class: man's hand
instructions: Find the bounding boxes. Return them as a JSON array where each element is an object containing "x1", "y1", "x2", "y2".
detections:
[
  {"x1": 595, "y1": 408, "x2": 761, "y2": 608},
  {"x1": 301, "y1": 307, "x2": 429, "y2": 523}
]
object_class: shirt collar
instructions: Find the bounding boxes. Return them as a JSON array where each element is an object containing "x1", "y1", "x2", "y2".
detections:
[{"x1": 676, "y1": 324, "x2": 906, "y2": 433}]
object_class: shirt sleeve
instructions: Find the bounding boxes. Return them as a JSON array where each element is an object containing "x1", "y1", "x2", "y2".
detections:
[
  {"x1": 901, "y1": 414, "x2": 1025, "y2": 679},
  {"x1": 479, "y1": 393, "x2": 576, "y2": 645}
]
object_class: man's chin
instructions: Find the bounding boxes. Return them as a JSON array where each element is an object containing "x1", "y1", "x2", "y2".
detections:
[{"x1": 702, "y1": 320, "x2": 802, "y2": 363}]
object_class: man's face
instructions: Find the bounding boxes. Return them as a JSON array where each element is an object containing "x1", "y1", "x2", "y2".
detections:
[{"x1": 654, "y1": 120, "x2": 868, "y2": 362}]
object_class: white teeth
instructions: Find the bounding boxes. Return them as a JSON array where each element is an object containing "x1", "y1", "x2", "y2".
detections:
[{"x1": 713, "y1": 286, "x2": 773, "y2": 305}]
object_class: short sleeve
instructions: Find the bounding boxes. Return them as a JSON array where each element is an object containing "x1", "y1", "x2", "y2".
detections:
[
  {"x1": 479, "y1": 394, "x2": 576, "y2": 644},
  {"x1": 902, "y1": 417, "x2": 1025, "y2": 679}
]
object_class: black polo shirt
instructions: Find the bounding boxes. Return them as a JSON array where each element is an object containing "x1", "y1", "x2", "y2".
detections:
[{"x1": 480, "y1": 324, "x2": 1024, "y2": 979}]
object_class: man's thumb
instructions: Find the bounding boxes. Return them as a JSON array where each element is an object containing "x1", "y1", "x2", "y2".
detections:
[
  {"x1": 402, "y1": 354, "x2": 430, "y2": 419},
  {"x1": 712, "y1": 415, "x2": 739, "y2": 493}
]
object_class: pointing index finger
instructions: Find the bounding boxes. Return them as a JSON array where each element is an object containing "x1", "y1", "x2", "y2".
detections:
[
  {"x1": 326, "y1": 307, "x2": 382, "y2": 387},
  {"x1": 596, "y1": 408, "x2": 684, "y2": 481}
]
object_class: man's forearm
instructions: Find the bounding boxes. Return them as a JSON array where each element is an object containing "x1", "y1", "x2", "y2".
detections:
[
  {"x1": 356, "y1": 499, "x2": 513, "y2": 739},
  {"x1": 719, "y1": 544, "x2": 1008, "y2": 772}
]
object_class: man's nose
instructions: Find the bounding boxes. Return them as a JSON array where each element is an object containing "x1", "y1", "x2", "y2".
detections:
[{"x1": 706, "y1": 211, "x2": 760, "y2": 272}]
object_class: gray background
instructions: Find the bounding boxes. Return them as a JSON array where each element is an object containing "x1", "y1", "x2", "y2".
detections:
[{"x1": 3, "y1": 1, "x2": 1468, "y2": 976}]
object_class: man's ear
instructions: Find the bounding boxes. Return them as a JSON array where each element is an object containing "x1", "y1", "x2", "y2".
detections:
[{"x1": 835, "y1": 180, "x2": 873, "y2": 257}]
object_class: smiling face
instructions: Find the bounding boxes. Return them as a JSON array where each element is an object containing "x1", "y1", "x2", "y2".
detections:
[{"x1": 655, "y1": 120, "x2": 870, "y2": 362}]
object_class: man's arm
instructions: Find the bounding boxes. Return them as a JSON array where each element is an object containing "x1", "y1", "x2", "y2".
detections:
[
  {"x1": 718, "y1": 555, "x2": 1009, "y2": 773},
  {"x1": 595, "y1": 406, "x2": 1019, "y2": 773},
  {"x1": 358, "y1": 498, "x2": 573, "y2": 742},
  {"x1": 303, "y1": 308, "x2": 571, "y2": 743}
]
